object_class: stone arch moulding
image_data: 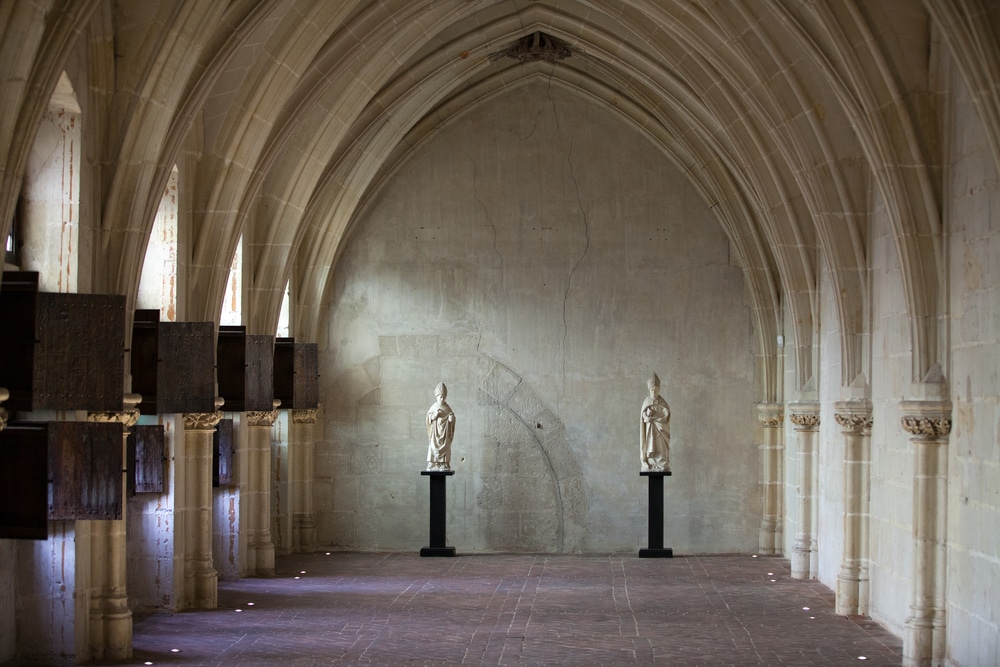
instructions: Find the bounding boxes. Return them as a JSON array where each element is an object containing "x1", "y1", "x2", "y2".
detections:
[{"x1": 329, "y1": 335, "x2": 588, "y2": 554}]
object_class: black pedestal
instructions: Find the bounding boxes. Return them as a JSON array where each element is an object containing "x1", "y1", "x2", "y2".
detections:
[
  {"x1": 420, "y1": 470, "x2": 456, "y2": 557},
  {"x1": 639, "y1": 470, "x2": 673, "y2": 558}
]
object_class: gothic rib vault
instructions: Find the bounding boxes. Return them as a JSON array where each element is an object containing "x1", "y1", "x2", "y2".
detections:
[{"x1": 0, "y1": 1, "x2": 999, "y2": 666}]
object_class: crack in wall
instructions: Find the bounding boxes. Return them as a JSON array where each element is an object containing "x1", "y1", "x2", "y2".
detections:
[
  {"x1": 468, "y1": 152, "x2": 504, "y2": 273},
  {"x1": 500, "y1": 379, "x2": 566, "y2": 554},
  {"x1": 545, "y1": 81, "x2": 591, "y2": 385}
]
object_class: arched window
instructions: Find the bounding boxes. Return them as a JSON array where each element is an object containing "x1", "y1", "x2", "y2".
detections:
[
  {"x1": 19, "y1": 71, "x2": 81, "y2": 293},
  {"x1": 220, "y1": 234, "x2": 243, "y2": 325},
  {"x1": 137, "y1": 167, "x2": 179, "y2": 320}
]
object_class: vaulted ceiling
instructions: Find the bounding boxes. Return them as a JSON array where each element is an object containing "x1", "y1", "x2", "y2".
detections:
[{"x1": 2, "y1": 0, "x2": 998, "y2": 397}]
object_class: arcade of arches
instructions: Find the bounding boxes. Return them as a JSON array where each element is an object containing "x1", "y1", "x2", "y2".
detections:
[{"x1": 0, "y1": 1, "x2": 997, "y2": 665}]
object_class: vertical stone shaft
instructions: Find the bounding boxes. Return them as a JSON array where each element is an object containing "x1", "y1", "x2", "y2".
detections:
[
  {"x1": 789, "y1": 403, "x2": 820, "y2": 579},
  {"x1": 246, "y1": 406, "x2": 279, "y2": 575},
  {"x1": 291, "y1": 409, "x2": 317, "y2": 553},
  {"x1": 757, "y1": 403, "x2": 784, "y2": 555},
  {"x1": 901, "y1": 401, "x2": 951, "y2": 667},
  {"x1": 182, "y1": 409, "x2": 223, "y2": 608},
  {"x1": 835, "y1": 401, "x2": 873, "y2": 616},
  {"x1": 86, "y1": 395, "x2": 140, "y2": 660}
]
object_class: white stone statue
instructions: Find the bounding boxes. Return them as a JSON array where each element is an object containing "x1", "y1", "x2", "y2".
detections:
[
  {"x1": 425, "y1": 382, "x2": 456, "y2": 471},
  {"x1": 640, "y1": 373, "x2": 670, "y2": 472}
]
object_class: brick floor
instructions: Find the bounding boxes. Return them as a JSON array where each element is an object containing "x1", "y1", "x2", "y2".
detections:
[{"x1": 116, "y1": 553, "x2": 902, "y2": 666}]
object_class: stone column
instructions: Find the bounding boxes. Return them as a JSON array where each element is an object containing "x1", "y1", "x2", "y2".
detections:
[
  {"x1": 181, "y1": 403, "x2": 224, "y2": 609},
  {"x1": 246, "y1": 402, "x2": 280, "y2": 575},
  {"x1": 789, "y1": 402, "x2": 820, "y2": 579},
  {"x1": 901, "y1": 400, "x2": 952, "y2": 667},
  {"x1": 85, "y1": 394, "x2": 141, "y2": 661},
  {"x1": 291, "y1": 408, "x2": 318, "y2": 553},
  {"x1": 834, "y1": 401, "x2": 873, "y2": 616},
  {"x1": 757, "y1": 403, "x2": 784, "y2": 556}
]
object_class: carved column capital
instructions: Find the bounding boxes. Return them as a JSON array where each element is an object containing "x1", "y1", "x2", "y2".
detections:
[
  {"x1": 834, "y1": 400, "x2": 873, "y2": 435},
  {"x1": 900, "y1": 400, "x2": 952, "y2": 440},
  {"x1": 246, "y1": 409, "x2": 279, "y2": 427},
  {"x1": 756, "y1": 403, "x2": 784, "y2": 428},
  {"x1": 291, "y1": 409, "x2": 318, "y2": 424},
  {"x1": 87, "y1": 393, "x2": 143, "y2": 433},
  {"x1": 788, "y1": 402, "x2": 820, "y2": 431},
  {"x1": 183, "y1": 411, "x2": 224, "y2": 431}
]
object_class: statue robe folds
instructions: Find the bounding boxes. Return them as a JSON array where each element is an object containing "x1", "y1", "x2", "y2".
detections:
[
  {"x1": 426, "y1": 397, "x2": 455, "y2": 471},
  {"x1": 640, "y1": 394, "x2": 670, "y2": 472}
]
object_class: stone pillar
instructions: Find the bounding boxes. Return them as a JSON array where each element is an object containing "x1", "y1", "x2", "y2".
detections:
[
  {"x1": 246, "y1": 402, "x2": 280, "y2": 575},
  {"x1": 291, "y1": 408, "x2": 318, "y2": 553},
  {"x1": 901, "y1": 400, "x2": 952, "y2": 667},
  {"x1": 757, "y1": 403, "x2": 784, "y2": 556},
  {"x1": 85, "y1": 394, "x2": 141, "y2": 661},
  {"x1": 181, "y1": 403, "x2": 224, "y2": 609},
  {"x1": 834, "y1": 401, "x2": 873, "y2": 616},
  {"x1": 789, "y1": 402, "x2": 820, "y2": 579}
]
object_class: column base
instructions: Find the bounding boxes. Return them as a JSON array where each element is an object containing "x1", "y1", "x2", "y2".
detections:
[
  {"x1": 638, "y1": 547, "x2": 673, "y2": 558},
  {"x1": 420, "y1": 546, "x2": 457, "y2": 557}
]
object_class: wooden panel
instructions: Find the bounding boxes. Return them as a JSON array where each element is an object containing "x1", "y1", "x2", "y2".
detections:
[
  {"x1": 128, "y1": 424, "x2": 165, "y2": 494},
  {"x1": 217, "y1": 326, "x2": 247, "y2": 411},
  {"x1": 0, "y1": 423, "x2": 48, "y2": 539},
  {"x1": 49, "y1": 421, "x2": 123, "y2": 520},
  {"x1": 296, "y1": 342, "x2": 319, "y2": 409},
  {"x1": 0, "y1": 272, "x2": 39, "y2": 412},
  {"x1": 35, "y1": 293, "x2": 126, "y2": 412},
  {"x1": 273, "y1": 338, "x2": 295, "y2": 408},
  {"x1": 158, "y1": 321, "x2": 215, "y2": 414},
  {"x1": 274, "y1": 339, "x2": 318, "y2": 410},
  {"x1": 131, "y1": 310, "x2": 160, "y2": 413},
  {"x1": 213, "y1": 418, "x2": 234, "y2": 487},
  {"x1": 245, "y1": 334, "x2": 274, "y2": 411}
]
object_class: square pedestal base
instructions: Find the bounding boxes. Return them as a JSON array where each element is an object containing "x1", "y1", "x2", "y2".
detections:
[
  {"x1": 638, "y1": 547, "x2": 673, "y2": 558},
  {"x1": 420, "y1": 546, "x2": 457, "y2": 557}
]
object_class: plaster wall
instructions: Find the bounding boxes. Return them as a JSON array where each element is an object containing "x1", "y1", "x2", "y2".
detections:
[
  {"x1": 816, "y1": 257, "x2": 846, "y2": 589},
  {"x1": 318, "y1": 80, "x2": 757, "y2": 554},
  {"x1": 127, "y1": 415, "x2": 179, "y2": 611},
  {"x1": 213, "y1": 414, "x2": 244, "y2": 580},
  {"x1": 943, "y1": 56, "x2": 1000, "y2": 665},
  {"x1": 867, "y1": 183, "x2": 915, "y2": 640}
]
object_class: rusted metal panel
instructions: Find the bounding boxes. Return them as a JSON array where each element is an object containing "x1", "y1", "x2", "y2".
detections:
[
  {"x1": 128, "y1": 424, "x2": 165, "y2": 494},
  {"x1": 48, "y1": 421, "x2": 123, "y2": 520},
  {"x1": 35, "y1": 292, "x2": 126, "y2": 412},
  {"x1": 274, "y1": 339, "x2": 319, "y2": 409},
  {"x1": 245, "y1": 334, "x2": 274, "y2": 411},
  {"x1": 0, "y1": 423, "x2": 48, "y2": 539},
  {"x1": 0, "y1": 272, "x2": 40, "y2": 412},
  {"x1": 213, "y1": 418, "x2": 235, "y2": 487},
  {"x1": 217, "y1": 326, "x2": 247, "y2": 411},
  {"x1": 218, "y1": 328, "x2": 274, "y2": 412},
  {"x1": 130, "y1": 310, "x2": 160, "y2": 411},
  {"x1": 132, "y1": 311, "x2": 215, "y2": 415},
  {"x1": 297, "y1": 342, "x2": 319, "y2": 409},
  {"x1": 158, "y1": 321, "x2": 215, "y2": 414}
]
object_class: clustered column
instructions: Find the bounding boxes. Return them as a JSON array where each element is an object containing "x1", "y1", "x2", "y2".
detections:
[
  {"x1": 246, "y1": 402, "x2": 280, "y2": 575},
  {"x1": 182, "y1": 404, "x2": 224, "y2": 609},
  {"x1": 789, "y1": 402, "x2": 820, "y2": 579},
  {"x1": 85, "y1": 393, "x2": 141, "y2": 660},
  {"x1": 291, "y1": 408, "x2": 318, "y2": 553},
  {"x1": 834, "y1": 400, "x2": 873, "y2": 616},
  {"x1": 756, "y1": 403, "x2": 784, "y2": 556},
  {"x1": 901, "y1": 400, "x2": 952, "y2": 667}
]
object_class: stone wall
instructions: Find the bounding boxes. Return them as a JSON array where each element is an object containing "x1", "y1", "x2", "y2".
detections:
[
  {"x1": 942, "y1": 52, "x2": 1000, "y2": 665},
  {"x1": 317, "y1": 80, "x2": 758, "y2": 554}
]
